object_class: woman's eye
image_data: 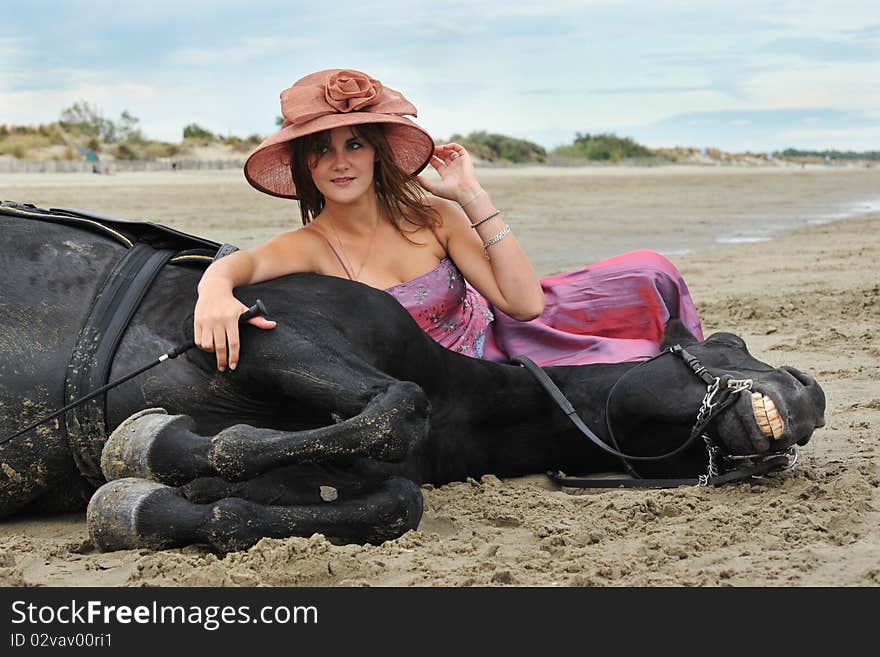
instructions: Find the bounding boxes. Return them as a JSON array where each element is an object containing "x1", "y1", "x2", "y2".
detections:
[{"x1": 348, "y1": 141, "x2": 362, "y2": 150}]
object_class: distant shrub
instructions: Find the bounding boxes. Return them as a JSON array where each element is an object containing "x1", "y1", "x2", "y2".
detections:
[
  {"x1": 224, "y1": 133, "x2": 263, "y2": 152},
  {"x1": 59, "y1": 101, "x2": 118, "y2": 142},
  {"x1": 118, "y1": 111, "x2": 144, "y2": 143},
  {"x1": 554, "y1": 132, "x2": 654, "y2": 161},
  {"x1": 114, "y1": 142, "x2": 138, "y2": 160},
  {"x1": 183, "y1": 123, "x2": 216, "y2": 140},
  {"x1": 779, "y1": 148, "x2": 879, "y2": 161},
  {"x1": 0, "y1": 133, "x2": 54, "y2": 158},
  {"x1": 449, "y1": 131, "x2": 547, "y2": 163}
]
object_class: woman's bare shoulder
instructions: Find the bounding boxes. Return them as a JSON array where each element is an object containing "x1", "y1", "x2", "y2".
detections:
[
  {"x1": 424, "y1": 194, "x2": 469, "y2": 231},
  {"x1": 264, "y1": 224, "x2": 326, "y2": 249},
  {"x1": 425, "y1": 194, "x2": 460, "y2": 215},
  {"x1": 243, "y1": 224, "x2": 327, "y2": 279}
]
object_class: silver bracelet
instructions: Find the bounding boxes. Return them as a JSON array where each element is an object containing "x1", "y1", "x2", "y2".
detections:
[
  {"x1": 482, "y1": 224, "x2": 511, "y2": 257},
  {"x1": 470, "y1": 209, "x2": 500, "y2": 229}
]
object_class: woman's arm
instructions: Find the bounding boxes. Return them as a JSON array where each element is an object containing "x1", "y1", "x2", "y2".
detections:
[
  {"x1": 417, "y1": 144, "x2": 545, "y2": 320},
  {"x1": 195, "y1": 229, "x2": 322, "y2": 371}
]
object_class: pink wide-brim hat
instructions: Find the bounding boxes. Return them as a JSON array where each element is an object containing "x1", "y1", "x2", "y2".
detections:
[{"x1": 244, "y1": 69, "x2": 435, "y2": 199}]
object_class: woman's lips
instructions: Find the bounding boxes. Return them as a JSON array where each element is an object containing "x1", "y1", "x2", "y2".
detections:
[{"x1": 331, "y1": 177, "x2": 355, "y2": 186}]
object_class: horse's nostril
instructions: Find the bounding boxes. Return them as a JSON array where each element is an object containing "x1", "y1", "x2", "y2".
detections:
[{"x1": 781, "y1": 366, "x2": 815, "y2": 387}]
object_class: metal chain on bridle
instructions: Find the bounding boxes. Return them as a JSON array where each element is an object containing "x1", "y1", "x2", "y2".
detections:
[{"x1": 693, "y1": 376, "x2": 754, "y2": 485}]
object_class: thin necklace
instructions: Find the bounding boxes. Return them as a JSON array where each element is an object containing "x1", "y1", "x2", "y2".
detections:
[{"x1": 327, "y1": 215, "x2": 379, "y2": 282}]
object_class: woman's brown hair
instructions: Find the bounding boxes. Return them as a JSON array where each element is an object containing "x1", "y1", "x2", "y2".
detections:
[{"x1": 289, "y1": 124, "x2": 439, "y2": 234}]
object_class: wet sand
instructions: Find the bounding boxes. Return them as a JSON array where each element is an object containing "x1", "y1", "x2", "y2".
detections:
[
  {"x1": 1, "y1": 165, "x2": 878, "y2": 586},
  {"x1": 4, "y1": 165, "x2": 878, "y2": 274}
]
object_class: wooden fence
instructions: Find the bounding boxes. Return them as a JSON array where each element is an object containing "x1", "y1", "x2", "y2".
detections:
[{"x1": 0, "y1": 158, "x2": 244, "y2": 173}]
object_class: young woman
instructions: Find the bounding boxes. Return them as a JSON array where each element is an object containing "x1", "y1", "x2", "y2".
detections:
[{"x1": 195, "y1": 69, "x2": 702, "y2": 371}]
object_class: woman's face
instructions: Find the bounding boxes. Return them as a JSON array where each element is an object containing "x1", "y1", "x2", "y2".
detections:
[{"x1": 308, "y1": 126, "x2": 377, "y2": 205}]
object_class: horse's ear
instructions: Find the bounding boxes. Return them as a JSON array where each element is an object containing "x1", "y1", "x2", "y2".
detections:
[{"x1": 660, "y1": 318, "x2": 700, "y2": 349}]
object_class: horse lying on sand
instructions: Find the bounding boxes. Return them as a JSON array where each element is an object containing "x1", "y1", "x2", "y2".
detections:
[{"x1": 0, "y1": 202, "x2": 826, "y2": 552}]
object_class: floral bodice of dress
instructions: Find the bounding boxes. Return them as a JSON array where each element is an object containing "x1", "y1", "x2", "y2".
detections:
[{"x1": 384, "y1": 257, "x2": 494, "y2": 357}]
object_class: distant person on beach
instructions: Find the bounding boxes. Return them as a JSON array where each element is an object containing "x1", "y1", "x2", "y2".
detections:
[{"x1": 194, "y1": 69, "x2": 703, "y2": 371}]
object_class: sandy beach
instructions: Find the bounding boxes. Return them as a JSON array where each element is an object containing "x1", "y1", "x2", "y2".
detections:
[{"x1": 0, "y1": 165, "x2": 878, "y2": 586}]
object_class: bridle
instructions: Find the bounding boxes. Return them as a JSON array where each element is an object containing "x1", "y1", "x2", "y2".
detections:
[{"x1": 512, "y1": 344, "x2": 799, "y2": 489}]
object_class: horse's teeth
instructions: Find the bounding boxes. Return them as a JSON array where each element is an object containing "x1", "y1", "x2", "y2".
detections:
[
  {"x1": 751, "y1": 392, "x2": 785, "y2": 440},
  {"x1": 762, "y1": 395, "x2": 784, "y2": 440}
]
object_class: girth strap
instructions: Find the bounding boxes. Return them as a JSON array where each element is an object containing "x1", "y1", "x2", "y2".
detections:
[{"x1": 64, "y1": 242, "x2": 175, "y2": 486}]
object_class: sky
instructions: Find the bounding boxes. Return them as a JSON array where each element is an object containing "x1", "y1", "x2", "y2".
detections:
[{"x1": 1, "y1": 0, "x2": 878, "y2": 152}]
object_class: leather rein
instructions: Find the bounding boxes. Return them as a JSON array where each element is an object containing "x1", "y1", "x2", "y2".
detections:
[{"x1": 512, "y1": 345, "x2": 798, "y2": 489}]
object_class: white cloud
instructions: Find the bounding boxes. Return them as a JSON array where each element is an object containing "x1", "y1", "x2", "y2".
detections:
[
  {"x1": 780, "y1": 125, "x2": 880, "y2": 141},
  {"x1": 0, "y1": 36, "x2": 24, "y2": 90},
  {"x1": 3, "y1": 2, "x2": 878, "y2": 150},
  {"x1": 172, "y1": 36, "x2": 307, "y2": 65},
  {"x1": 743, "y1": 61, "x2": 880, "y2": 110}
]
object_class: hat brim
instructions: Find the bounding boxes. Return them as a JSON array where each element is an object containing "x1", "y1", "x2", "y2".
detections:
[{"x1": 243, "y1": 113, "x2": 435, "y2": 200}]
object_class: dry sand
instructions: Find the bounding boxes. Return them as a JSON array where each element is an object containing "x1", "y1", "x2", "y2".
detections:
[{"x1": 0, "y1": 165, "x2": 878, "y2": 586}]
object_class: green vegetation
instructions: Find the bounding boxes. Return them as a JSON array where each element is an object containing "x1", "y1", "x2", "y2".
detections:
[
  {"x1": 449, "y1": 131, "x2": 547, "y2": 163},
  {"x1": 3, "y1": 106, "x2": 876, "y2": 167},
  {"x1": 182, "y1": 123, "x2": 262, "y2": 152},
  {"x1": 183, "y1": 123, "x2": 215, "y2": 140},
  {"x1": 1, "y1": 102, "x2": 172, "y2": 160},
  {"x1": 0, "y1": 102, "x2": 259, "y2": 161},
  {"x1": 553, "y1": 132, "x2": 653, "y2": 162},
  {"x1": 777, "y1": 148, "x2": 880, "y2": 161},
  {"x1": 0, "y1": 127, "x2": 57, "y2": 158}
]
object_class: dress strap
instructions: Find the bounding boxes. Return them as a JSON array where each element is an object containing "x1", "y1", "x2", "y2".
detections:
[{"x1": 304, "y1": 225, "x2": 353, "y2": 280}]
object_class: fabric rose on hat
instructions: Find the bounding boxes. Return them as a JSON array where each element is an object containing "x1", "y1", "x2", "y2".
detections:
[{"x1": 324, "y1": 70, "x2": 384, "y2": 112}]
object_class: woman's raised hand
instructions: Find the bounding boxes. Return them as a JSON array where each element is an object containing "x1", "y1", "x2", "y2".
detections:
[
  {"x1": 194, "y1": 284, "x2": 276, "y2": 372},
  {"x1": 416, "y1": 143, "x2": 484, "y2": 206}
]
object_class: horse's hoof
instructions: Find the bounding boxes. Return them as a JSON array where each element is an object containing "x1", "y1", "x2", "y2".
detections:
[
  {"x1": 101, "y1": 409, "x2": 192, "y2": 481},
  {"x1": 87, "y1": 477, "x2": 182, "y2": 552},
  {"x1": 362, "y1": 477, "x2": 424, "y2": 544}
]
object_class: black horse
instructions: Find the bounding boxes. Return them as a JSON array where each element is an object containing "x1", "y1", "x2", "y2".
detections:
[{"x1": 0, "y1": 203, "x2": 826, "y2": 552}]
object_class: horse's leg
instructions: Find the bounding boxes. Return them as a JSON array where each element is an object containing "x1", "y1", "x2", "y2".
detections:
[
  {"x1": 179, "y1": 461, "x2": 389, "y2": 506},
  {"x1": 102, "y1": 376, "x2": 429, "y2": 485},
  {"x1": 87, "y1": 475, "x2": 423, "y2": 552}
]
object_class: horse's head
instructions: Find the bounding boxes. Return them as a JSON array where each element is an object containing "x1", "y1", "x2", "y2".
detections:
[{"x1": 609, "y1": 320, "x2": 826, "y2": 468}]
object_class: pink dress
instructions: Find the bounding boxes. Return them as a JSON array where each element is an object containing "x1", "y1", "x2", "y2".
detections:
[{"x1": 313, "y1": 230, "x2": 703, "y2": 366}]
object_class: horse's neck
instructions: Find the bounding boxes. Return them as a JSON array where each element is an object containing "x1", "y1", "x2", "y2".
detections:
[{"x1": 440, "y1": 355, "x2": 638, "y2": 435}]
